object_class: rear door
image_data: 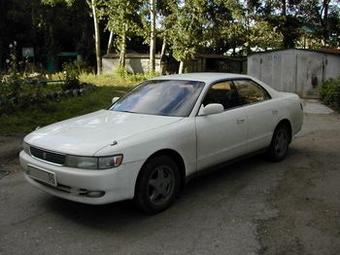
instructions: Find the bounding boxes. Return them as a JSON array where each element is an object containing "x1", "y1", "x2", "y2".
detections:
[
  {"x1": 195, "y1": 81, "x2": 247, "y2": 170},
  {"x1": 233, "y1": 79, "x2": 277, "y2": 152}
]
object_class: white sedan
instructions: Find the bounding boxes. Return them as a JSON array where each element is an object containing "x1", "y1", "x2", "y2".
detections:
[{"x1": 20, "y1": 73, "x2": 303, "y2": 213}]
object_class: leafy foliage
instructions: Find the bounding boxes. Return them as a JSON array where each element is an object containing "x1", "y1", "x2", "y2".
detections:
[
  {"x1": 320, "y1": 78, "x2": 340, "y2": 110},
  {"x1": 62, "y1": 62, "x2": 80, "y2": 90},
  {"x1": 298, "y1": 0, "x2": 340, "y2": 48},
  {"x1": 1, "y1": 0, "x2": 339, "y2": 74},
  {"x1": 247, "y1": 21, "x2": 283, "y2": 50},
  {"x1": 0, "y1": 42, "x2": 42, "y2": 113},
  {"x1": 166, "y1": 0, "x2": 208, "y2": 64},
  {"x1": 102, "y1": 0, "x2": 143, "y2": 67}
]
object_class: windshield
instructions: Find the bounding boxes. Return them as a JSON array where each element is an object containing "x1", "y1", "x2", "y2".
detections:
[{"x1": 110, "y1": 80, "x2": 205, "y2": 117}]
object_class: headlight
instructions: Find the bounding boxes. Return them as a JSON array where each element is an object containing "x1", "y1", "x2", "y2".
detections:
[
  {"x1": 65, "y1": 155, "x2": 98, "y2": 169},
  {"x1": 23, "y1": 142, "x2": 30, "y2": 155},
  {"x1": 98, "y1": 155, "x2": 123, "y2": 169},
  {"x1": 64, "y1": 154, "x2": 123, "y2": 170}
]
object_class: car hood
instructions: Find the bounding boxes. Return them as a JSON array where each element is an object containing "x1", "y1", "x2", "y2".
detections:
[{"x1": 24, "y1": 110, "x2": 182, "y2": 156}]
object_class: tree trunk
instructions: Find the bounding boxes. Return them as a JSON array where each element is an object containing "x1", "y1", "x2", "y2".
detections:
[
  {"x1": 178, "y1": 60, "x2": 184, "y2": 74},
  {"x1": 160, "y1": 38, "x2": 166, "y2": 74},
  {"x1": 106, "y1": 31, "x2": 114, "y2": 55},
  {"x1": 281, "y1": 0, "x2": 286, "y2": 16},
  {"x1": 119, "y1": 27, "x2": 126, "y2": 68},
  {"x1": 149, "y1": 0, "x2": 156, "y2": 72},
  {"x1": 322, "y1": 0, "x2": 330, "y2": 45},
  {"x1": 160, "y1": 38, "x2": 166, "y2": 57},
  {"x1": 323, "y1": 0, "x2": 329, "y2": 19},
  {"x1": 91, "y1": 0, "x2": 101, "y2": 74}
]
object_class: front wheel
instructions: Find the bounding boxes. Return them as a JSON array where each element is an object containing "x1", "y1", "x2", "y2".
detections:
[
  {"x1": 267, "y1": 124, "x2": 290, "y2": 162},
  {"x1": 134, "y1": 155, "x2": 180, "y2": 214}
]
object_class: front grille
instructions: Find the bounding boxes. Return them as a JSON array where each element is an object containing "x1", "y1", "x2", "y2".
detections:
[{"x1": 30, "y1": 146, "x2": 66, "y2": 165}]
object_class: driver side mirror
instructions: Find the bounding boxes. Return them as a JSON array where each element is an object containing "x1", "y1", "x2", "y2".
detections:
[
  {"x1": 112, "y1": 96, "x2": 120, "y2": 104},
  {"x1": 198, "y1": 103, "x2": 224, "y2": 116}
]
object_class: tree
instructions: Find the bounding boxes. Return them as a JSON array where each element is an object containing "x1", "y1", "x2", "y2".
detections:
[
  {"x1": 299, "y1": 0, "x2": 340, "y2": 47},
  {"x1": 42, "y1": 0, "x2": 103, "y2": 74},
  {"x1": 90, "y1": 0, "x2": 102, "y2": 74},
  {"x1": 167, "y1": 0, "x2": 208, "y2": 73},
  {"x1": 106, "y1": 31, "x2": 114, "y2": 55},
  {"x1": 3, "y1": 0, "x2": 338, "y2": 75},
  {"x1": 247, "y1": 21, "x2": 284, "y2": 50},
  {"x1": 246, "y1": 0, "x2": 302, "y2": 48},
  {"x1": 149, "y1": 0, "x2": 156, "y2": 72},
  {"x1": 156, "y1": 0, "x2": 178, "y2": 73},
  {"x1": 103, "y1": 0, "x2": 143, "y2": 68},
  {"x1": 204, "y1": 0, "x2": 246, "y2": 54}
]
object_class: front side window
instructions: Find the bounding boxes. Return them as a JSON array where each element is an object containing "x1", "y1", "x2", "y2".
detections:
[
  {"x1": 202, "y1": 81, "x2": 239, "y2": 110},
  {"x1": 233, "y1": 80, "x2": 270, "y2": 105},
  {"x1": 110, "y1": 80, "x2": 205, "y2": 117}
]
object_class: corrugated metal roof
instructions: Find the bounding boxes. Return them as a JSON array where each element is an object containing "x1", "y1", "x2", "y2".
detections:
[
  {"x1": 317, "y1": 48, "x2": 340, "y2": 55},
  {"x1": 248, "y1": 48, "x2": 340, "y2": 56}
]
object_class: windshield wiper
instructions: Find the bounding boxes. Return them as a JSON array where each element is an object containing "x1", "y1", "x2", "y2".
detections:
[{"x1": 116, "y1": 110, "x2": 136, "y2": 113}]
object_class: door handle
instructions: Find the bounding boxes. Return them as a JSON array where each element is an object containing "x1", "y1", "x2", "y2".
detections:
[
  {"x1": 272, "y1": 110, "x2": 278, "y2": 115},
  {"x1": 237, "y1": 119, "x2": 245, "y2": 124}
]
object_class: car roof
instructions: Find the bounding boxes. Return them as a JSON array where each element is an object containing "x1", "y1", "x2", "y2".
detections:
[{"x1": 151, "y1": 72, "x2": 250, "y2": 84}]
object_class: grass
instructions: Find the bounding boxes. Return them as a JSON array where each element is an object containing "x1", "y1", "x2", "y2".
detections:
[
  {"x1": 79, "y1": 73, "x2": 137, "y2": 87},
  {"x1": 51, "y1": 72, "x2": 136, "y2": 87},
  {"x1": 22, "y1": 82, "x2": 64, "y2": 95},
  {"x1": 320, "y1": 77, "x2": 340, "y2": 112},
  {"x1": 0, "y1": 86, "x2": 131, "y2": 135},
  {"x1": 0, "y1": 71, "x2": 156, "y2": 135},
  {"x1": 51, "y1": 72, "x2": 157, "y2": 87}
]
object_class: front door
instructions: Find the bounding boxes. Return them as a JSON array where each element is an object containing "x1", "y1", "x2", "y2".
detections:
[{"x1": 195, "y1": 81, "x2": 247, "y2": 171}]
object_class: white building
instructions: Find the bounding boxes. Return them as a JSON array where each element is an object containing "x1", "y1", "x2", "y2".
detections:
[{"x1": 247, "y1": 49, "x2": 340, "y2": 98}]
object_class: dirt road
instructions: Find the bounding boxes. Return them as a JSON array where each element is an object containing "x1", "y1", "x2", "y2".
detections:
[{"x1": 0, "y1": 112, "x2": 339, "y2": 255}]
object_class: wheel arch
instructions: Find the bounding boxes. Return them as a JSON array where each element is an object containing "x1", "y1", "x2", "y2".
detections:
[
  {"x1": 134, "y1": 149, "x2": 186, "y2": 195},
  {"x1": 276, "y1": 119, "x2": 292, "y2": 143}
]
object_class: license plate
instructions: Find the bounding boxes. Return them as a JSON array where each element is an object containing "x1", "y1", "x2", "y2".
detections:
[{"x1": 26, "y1": 165, "x2": 57, "y2": 187}]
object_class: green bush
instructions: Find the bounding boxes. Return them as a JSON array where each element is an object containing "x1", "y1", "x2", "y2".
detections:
[
  {"x1": 320, "y1": 78, "x2": 340, "y2": 110},
  {"x1": 0, "y1": 73, "x2": 49, "y2": 114},
  {"x1": 0, "y1": 41, "x2": 41, "y2": 113},
  {"x1": 62, "y1": 62, "x2": 80, "y2": 90}
]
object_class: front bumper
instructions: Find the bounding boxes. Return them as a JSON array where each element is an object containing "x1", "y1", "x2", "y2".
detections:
[{"x1": 19, "y1": 151, "x2": 144, "y2": 204}]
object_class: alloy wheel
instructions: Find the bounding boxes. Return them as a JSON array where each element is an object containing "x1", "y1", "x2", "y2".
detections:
[{"x1": 147, "y1": 165, "x2": 175, "y2": 206}]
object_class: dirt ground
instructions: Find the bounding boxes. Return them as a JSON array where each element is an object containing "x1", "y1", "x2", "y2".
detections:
[
  {"x1": 258, "y1": 113, "x2": 340, "y2": 255},
  {"x1": 0, "y1": 111, "x2": 339, "y2": 255},
  {"x1": 0, "y1": 134, "x2": 23, "y2": 176}
]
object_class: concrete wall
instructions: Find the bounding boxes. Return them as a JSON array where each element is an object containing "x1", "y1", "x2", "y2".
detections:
[
  {"x1": 247, "y1": 49, "x2": 340, "y2": 98},
  {"x1": 325, "y1": 55, "x2": 340, "y2": 80},
  {"x1": 102, "y1": 55, "x2": 161, "y2": 74},
  {"x1": 103, "y1": 54, "x2": 247, "y2": 75}
]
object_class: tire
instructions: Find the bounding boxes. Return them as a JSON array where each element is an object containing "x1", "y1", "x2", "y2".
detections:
[
  {"x1": 267, "y1": 124, "x2": 290, "y2": 162},
  {"x1": 134, "y1": 155, "x2": 180, "y2": 214}
]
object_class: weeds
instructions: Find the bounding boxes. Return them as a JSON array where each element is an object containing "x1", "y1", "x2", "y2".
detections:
[{"x1": 320, "y1": 78, "x2": 340, "y2": 111}]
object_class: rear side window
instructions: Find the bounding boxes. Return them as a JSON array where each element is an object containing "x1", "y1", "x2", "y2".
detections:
[
  {"x1": 202, "y1": 81, "x2": 239, "y2": 110},
  {"x1": 233, "y1": 80, "x2": 270, "y2": 105}
]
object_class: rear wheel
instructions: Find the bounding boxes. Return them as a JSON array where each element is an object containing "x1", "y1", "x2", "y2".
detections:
[
  {"x1": 267, "y1": 124, "x2": 290, "y2": 162},
  {"x1": 134, "y1": 155, "x2": 180, "y2": 214}
]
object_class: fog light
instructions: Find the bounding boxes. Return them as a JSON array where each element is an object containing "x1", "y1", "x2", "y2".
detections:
[{"x1": 86, "y1": 191, "x2": 105, "y2": 198}]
